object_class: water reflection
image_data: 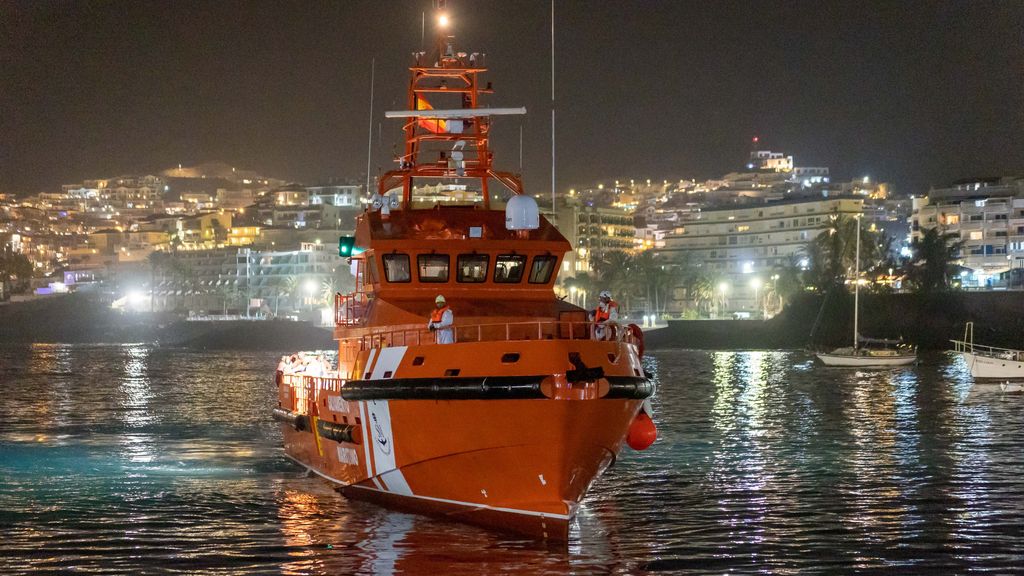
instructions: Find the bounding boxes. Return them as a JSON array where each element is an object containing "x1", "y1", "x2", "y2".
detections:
[{"x1": 1, "y1": 345, "x2": 1023, "y2": 574}]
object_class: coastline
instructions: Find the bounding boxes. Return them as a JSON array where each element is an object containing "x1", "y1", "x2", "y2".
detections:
[
  {"x1": 645, "y1": 291, "x2": 1024, "y2": 351},
  {"x1": 0, "y1": 292, "x2": 334, "y2": 350}
]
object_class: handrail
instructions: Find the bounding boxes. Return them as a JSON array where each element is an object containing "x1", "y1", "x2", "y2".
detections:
[
  {"x1": 951, "y1": 338, "x2": 1024, "y2": 360},
  {"x1": 335, "y1": 292, "x2": 369, "y2": 326},
  {"x1": 342, "y1": 320, "x2": 640, "y2": 351}
]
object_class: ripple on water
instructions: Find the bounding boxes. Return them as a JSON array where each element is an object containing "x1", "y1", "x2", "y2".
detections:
[{"x1": 1, "y1": 345, "x2": 1022, "y2": 574}]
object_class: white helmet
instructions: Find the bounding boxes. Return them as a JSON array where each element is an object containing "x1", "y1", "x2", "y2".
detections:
[{"x1": 599, "y1": 290, "x2": 612, "y2": 299}]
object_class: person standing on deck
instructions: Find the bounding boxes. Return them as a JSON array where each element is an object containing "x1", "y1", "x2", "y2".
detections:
[
  {"x1": 428, "y1": 294, "x2": 455, "y2": 344},
  {"x1": 592, "y1": 290, "x2": 620, "y2": 340}
]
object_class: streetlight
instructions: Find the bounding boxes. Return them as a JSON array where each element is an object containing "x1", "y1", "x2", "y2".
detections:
[
  {"x1": 304, "y1": 279, "x2": 317, "y2": 311},
  {"x1": 718, "y1": 281, "x2": 729, "y2": 318},
  {"x1": 750, "y1": 277, "x2": 762, "y2": 318}
]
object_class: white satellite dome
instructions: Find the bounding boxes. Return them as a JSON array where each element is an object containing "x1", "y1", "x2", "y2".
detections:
[{"x1": 505, "y1": 194, "x2": 540, "y2": 230}]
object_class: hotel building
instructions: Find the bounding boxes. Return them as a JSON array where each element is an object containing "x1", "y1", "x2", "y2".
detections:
[{"x1": 658, "y1": 196, "x2": 864, "y2": 315}]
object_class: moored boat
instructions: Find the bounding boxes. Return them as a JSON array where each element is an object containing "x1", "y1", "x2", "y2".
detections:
[
  {"x1": 272, "y1": 5, "x2": 656, "y2": 542},
  {"x1": 951, "y1": 321, "x2": 1024, "y2": 379},
  {"x1": 816, "y1": 214, "x2": 917, "y2": 367}
]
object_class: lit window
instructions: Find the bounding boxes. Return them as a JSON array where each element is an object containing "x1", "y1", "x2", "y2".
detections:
[
  {"x1": 456, "y1": 254, "x2": 489, "y2": 283},
  {"x1": 969, "y1": 231, "x2": 983, "y2": 240},
  {"x1": 494, "y1": 254, "x2": 527, "y2": 283},
  {"x1": 382, "y1": 254, "x2": 410, "y2": 282},
  {"x1": 417, "y1": 254, "x2": 450, "y2": 283},
  {"x1": 528, "y1": 256, "x2": 558, "y2": 284}
]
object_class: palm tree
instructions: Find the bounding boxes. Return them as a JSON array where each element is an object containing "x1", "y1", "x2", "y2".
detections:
[
  {"x1": 908, "y1": 227, "x2": 963, "y2": 293},
  {"x1": 592, "y1": 250, "x2": 635, "y2": 311},
  {"x1": 320, "y1": 275, "x2": 340, "y2": 306},
  {"x1": 278, "y1": 275, "x2": 299, "y2": 314},
  {"x1": 685, "y1": 273, "x2": 716, "y2": 317}
]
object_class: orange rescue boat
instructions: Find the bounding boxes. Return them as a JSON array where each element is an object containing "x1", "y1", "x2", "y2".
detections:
[{"x1": 274, "y1": 5, "x2": 656, "y2": 542}]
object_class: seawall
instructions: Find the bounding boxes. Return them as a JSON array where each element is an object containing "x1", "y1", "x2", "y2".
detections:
[
  {"x1": 645, "y1": 291, "x2": 1024, "y2": 351},
  {"x1": 0, "y1": 292, "x2": 334, "y2": 350}
]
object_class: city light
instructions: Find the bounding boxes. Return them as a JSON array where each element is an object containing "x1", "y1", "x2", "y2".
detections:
[
  {"x1": 749, "y1": 278, "x2": 762, "y2": 290},
  {"x1": 438, "y1": 13, "x2": 449, "y2": 27}
]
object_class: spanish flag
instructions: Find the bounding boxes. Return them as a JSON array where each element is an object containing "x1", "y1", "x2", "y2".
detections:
[{"x1": 416, "y1": 97, "x2": 447, "y2": 134}]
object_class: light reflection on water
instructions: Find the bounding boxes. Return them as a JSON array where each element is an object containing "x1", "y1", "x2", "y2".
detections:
[{"x1": 0, "y1": 345, "x2": 1022, "y2": 574}]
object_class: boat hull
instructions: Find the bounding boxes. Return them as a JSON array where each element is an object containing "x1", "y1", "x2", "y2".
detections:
[
  {"x1": 960, "y1": 352, "x2": 1024, "y2": 379},
  {"x1": 280, "y1": 396, "x2": 641, "y2": 541},
  {"x1": 816, "y1": 351, "x2": 917, "y2": 367}
]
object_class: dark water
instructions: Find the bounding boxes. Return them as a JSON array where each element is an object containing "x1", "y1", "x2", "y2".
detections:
[{"x1": 1, "y1": 344, "x2": 1022, "y2": 574}]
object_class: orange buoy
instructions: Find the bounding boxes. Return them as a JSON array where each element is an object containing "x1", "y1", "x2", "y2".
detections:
[{"x1": 626, "y1": 411, "x2": 657, "y2": 450}]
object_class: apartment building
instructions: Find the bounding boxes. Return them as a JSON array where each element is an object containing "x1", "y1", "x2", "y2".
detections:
[
  {"x1": 911, "y1": 177, "x2": 1024, "y2": 286},
  {"x1": 659, "y1": 196, "x2": 863, "y2": 315}
]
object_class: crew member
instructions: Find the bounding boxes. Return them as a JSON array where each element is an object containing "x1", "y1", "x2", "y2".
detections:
[
  {"x1": 427, "y1": 294, "x2": 455, "y2": 344},
  {"x1": 592, "y1": 290, "x2": 619, "y2": 340}
]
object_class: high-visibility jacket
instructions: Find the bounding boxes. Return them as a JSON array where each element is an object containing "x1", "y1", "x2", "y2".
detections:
[
  {"x1": 594, "y1": 300, "x2": 619, "y2": 323},
  {"x1": 428, "y1": 305, "x2": 454, "y2": 344}
]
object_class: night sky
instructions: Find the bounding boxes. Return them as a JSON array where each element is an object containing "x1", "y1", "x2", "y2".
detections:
[{"x1": 2, "y1": 0, "x2": 1022, "y2": 195}]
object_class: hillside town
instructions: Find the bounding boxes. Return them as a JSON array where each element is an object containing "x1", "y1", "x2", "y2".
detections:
[{"x1": 2, "y1": 149, "x2": 1023, "y2": 323}]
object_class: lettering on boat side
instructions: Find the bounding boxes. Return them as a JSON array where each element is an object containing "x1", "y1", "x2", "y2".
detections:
[
  {"x1": 337, "y1": 446, "x2": 359, "y2": 465},
  {"x1": 327, "y1": 396, "x2": 349, "y2": 412}
]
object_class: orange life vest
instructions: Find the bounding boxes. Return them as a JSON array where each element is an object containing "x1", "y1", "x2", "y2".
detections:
[
  {"x1": 430, "y1": 305, "x2": 451, "y2": 323},
  {"x1": 594, "y1": 300, "x2": 618, "y2": 323}
]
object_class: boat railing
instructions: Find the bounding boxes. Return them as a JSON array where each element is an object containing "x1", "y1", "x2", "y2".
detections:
[
  {"x1": 334, "y1": 292, "x2": 369, "y2": 326},
  {"x1": 276, "y1": 371, "x2": 346, "y2": 414},
  {"x1": 950, "y1": 338, "x2": 1024, "y2": 361},
  {"x1": 343, "y1": 320, "x2": 640, "y2": 351}
]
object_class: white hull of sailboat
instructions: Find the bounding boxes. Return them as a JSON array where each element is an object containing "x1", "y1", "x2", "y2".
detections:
[
  {"x1": 960, "y1": 352, "x2": 1024, "y2": 379},
  {"x1": 816, "y1": 350, "x2": 918, "y2": 367}
]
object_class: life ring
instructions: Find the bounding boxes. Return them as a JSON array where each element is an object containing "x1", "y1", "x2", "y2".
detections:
[{"x1": 627, "y1": 323, "x2": 644, "y2": 358}]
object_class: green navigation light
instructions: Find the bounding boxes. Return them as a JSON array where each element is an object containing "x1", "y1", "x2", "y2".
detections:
[{"x1": 338, "y1": 236, "x2": 356, "y2": 257}]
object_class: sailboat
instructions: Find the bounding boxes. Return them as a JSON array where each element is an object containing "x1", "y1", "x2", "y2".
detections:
[{"x1": 816, "y1": 216, "x2": 917, "y2": 367}]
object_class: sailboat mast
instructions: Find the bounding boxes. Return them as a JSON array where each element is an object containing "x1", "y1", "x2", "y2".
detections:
[{"x1": 853, "y1": 215, "x2": 860, "y2": 350}]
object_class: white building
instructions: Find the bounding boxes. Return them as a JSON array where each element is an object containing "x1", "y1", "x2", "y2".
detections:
[
  {"x1": 659, "y1": 197, "x2": 863, "y2": 316},
  {"x1": 911, "y1": 177, "x2": 1024, "y2": 287}
]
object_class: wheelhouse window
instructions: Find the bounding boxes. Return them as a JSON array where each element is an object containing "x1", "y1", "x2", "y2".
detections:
[
  {"x1": 382, "y1": 254, "x2": 410, "y2": 282},
  {"x1": 528, "y1": 255, "x2": 558, "y2": 284},
  {"x1": 494, "y1": 254, "x2": 527, "y2": 283},
  {"x1": 417, "y1": 254, "x2": 450, "y2": 283},
  {"x1": 457, "y1": 254, "x2": 489, "y2": 283}
]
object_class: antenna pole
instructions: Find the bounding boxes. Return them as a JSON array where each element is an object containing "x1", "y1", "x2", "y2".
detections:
[
  {"x1": 550, "y1": 0, "x2": 556, "y2": 218},
  {"x1": 366, "y1": 58, "x2": 375, "y2": 196},
  {"x1": 853, "y1": 215, "x2": 860, "y2": 350},
  {"x1": 519, "y1": 124, "x2": 524, "y2": 171}
]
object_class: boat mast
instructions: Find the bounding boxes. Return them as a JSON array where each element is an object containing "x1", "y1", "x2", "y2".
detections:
[
  {"x1": 377, "y1": 1, "x2": 526, "y2": 209},
  {"x1": 853, "y1": 215, "x2": 860, "y2": 350}
]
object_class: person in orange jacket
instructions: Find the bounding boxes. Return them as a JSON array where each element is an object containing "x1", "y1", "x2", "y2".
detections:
[
  {"x1": 427, "y1": 294, "x2": 455, "y2": 344},
  {"x1": 591, "y1": 290, "x2": 619, "y2": 340}
]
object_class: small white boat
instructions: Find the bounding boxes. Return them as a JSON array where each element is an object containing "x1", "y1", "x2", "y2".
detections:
[
  {"x1": 815, "y1": 216, "x2": 917, "y2": 368},
  {"x1": 817, "y1": 344, "x2": 918, "y2": 367},
  {"x1": 951, "y1": 322, "x2": 1024, "y2": 379}
]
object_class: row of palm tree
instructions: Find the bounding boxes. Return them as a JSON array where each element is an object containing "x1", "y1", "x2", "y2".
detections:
[{"x1": 564, "y1": 213, "x2": 965, "y2": 319}]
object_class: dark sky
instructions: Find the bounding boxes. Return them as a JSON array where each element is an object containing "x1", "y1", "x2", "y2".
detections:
[{"x1": 2, "y1": 1, "x2": 1022, "y2": 195}]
